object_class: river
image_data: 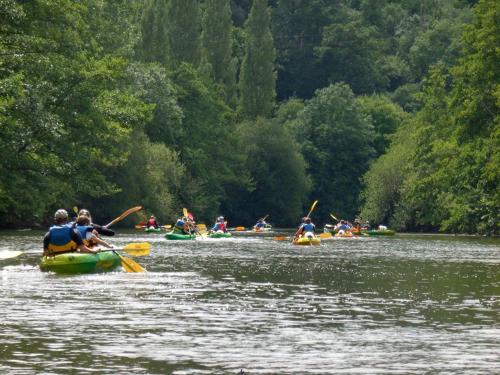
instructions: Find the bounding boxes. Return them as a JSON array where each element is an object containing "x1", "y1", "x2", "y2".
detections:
[{"x1": 0, "y1": 230, "x2": 498, "y2": 374}]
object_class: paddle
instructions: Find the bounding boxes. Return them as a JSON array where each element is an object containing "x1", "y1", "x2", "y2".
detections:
[
  {"x1": 1, "y1": 242, "x2": 151, "y2": 261},
  {"x1": 330, "y1": 214, "x2": 339, "y2": 222},
  {"x1": 318, "y1": 232, "x2": 333, "y2": 239},
  {"x1": 113, "y1": 252, "x2": 145, "y2": 273},
  {"x1": 0, "y1": 251, "x2": 23, "y2": 260},
  {"x1": 106, "y1": 206, "x2": 142, "y2": 228},
  {"x1": 272, "y1": 236, "x2": 289, "y2": 241},
  {"x1": 113, "y1": 242, "x2": 151, "y2": 256}
]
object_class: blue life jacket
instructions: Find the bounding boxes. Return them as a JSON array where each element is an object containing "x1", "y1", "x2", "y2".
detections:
[
  {"x1": 47, "y1": 224, "x2": 77, "y2": 253},
  {"x1": 76, "y1": 225, "x2": 95, "y2": 246},
  {"x1": 302, "y1": 223, "x2": 315, "y2": 232},
  {"x1": 175, "y1": 219, "x2": 185, "y2": 230}
]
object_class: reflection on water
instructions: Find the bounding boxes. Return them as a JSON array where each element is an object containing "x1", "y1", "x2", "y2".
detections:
[{"x1": 0, "y1": 230, "x2": 499, "y2": 374}]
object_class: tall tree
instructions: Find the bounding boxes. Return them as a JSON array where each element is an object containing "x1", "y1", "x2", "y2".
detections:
[
  {"x1": 297, "y1": 83, "x2": 375, "y2": 221},
  {"x1": 239, "y1": 0, "x2": 276, "y2": 119},
  {"x1": 201, "y1": 0, "x2": 238, "y2": 106},
  {"x1": 164, "y1": 0, "x2": 202, "y2": 67},
  {"x1": 138, "y1": 0, "x2": 168, "y2": 63}
]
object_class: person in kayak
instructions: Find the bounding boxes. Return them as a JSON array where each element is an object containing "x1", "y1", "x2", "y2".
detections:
[
  {"x1": 43, "y1": 209, "x2": 97, "y2": 256},
  {"x1": 253, "y1": 218, "x2": 268, "y2": 231},
  {"x1": 294, "y1": 217, "x2": 316, "y2": 239},
  {"x1": 76, "y1": 215, "x2": 113, "y2": 249},
  {"x1": 78, "y1": 209, "x2": 115, "y2": 236},
  {"x1": 173, "y1": 216, "x2": 191, "y2": 234},
  {"x1": 147, "y1": 215, "x2": 159, "y2": 229},
  {"x1": 210, "y1": 216, "x2": 227, "y2": 233}
]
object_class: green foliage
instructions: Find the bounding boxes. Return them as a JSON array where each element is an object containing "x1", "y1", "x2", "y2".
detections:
[
  {"x1": 164, "y1": 0, "x2": 202, "y2": 67},
  {"x1": 239, "y1": 0, "x2": 276, "y2": 119},
  {"x1": 138, "y1": 0, "x2": 168, "y2": 63},
  {"x1": 297, "y1": 83, "x2": 375, "y2": 221},
  {"x1": 360, "y1": 0, "x2": 499, "y2": 234},
  {"x1": 201, "y1": 0, "x2": 238, "y2": 106},
  {"x1": 357, "y1": 95, "x2": 407, "y2": 156},
  {"x1": 231, "y1": 117, "x2": 311, "y2": 225}
]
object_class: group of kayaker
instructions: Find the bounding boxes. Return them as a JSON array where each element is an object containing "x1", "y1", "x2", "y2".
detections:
[{"x1": 43, "y1": 208, "x2": 114, "y2": 256}]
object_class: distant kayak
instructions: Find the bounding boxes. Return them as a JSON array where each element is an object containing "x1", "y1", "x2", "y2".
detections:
[
  {"x1": 208, "y1": 232, "x2": 232, "y2": 238},
  {"x1": 293, "y1": 236, "x2": 321, "y2": 246},
  {"x1": 40, "y1": 251, "x2": 121, "y2": 274},
  {"x1": 145, "y1": 227, "x2": 162, "y2": 233},
  {"x1": 363, "y1": 229, "x2": 395, "y2": 236},
  {"x1": 165, "y1": 231, "x2": 196, "y2": 240}
]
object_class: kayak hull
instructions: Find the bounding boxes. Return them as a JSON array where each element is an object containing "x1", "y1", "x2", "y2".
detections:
[
  {"x1": 293, "y1": 237, "x2": 321, "y2": 246},
  {"x1": 208, "y1": 232, "x2": 232, "y2": 238},
  {"x1": 145, "y1": 227, "x2": 162, "y2": 233},
  {"x1": 165, "y1": 232, "x2": 196, "y2": 240},
  {"x1": 363, "y1": 229, "x2": 395, "y2": 236},
  {"x1": 40, "y1": 252, "x2": 121, "y2": 274}
]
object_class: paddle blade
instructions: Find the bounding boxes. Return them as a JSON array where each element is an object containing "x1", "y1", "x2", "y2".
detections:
[
  {"x1": 106, "y1": 206, "x2": 142, "y2": 227},
  {"x1": 162, "y1": 224, "x2": 172, "y2": 229},
  {"x1": 183, "y1": 207, "x2": 188, "y2": 217},
  {"x1": 0, "y1": 250, "x2": 23, "y2": 260},
  {"x1": 330, "y1": 214, "x2": 338, "y2": 221},
  {"x1": 117, "y1": 253, "x2": 145, "y2": 272},
  {"x1": 306, "y1": 200, "x2": 318, "y2": 218},
  {"x1": 319, "y1": 233, "x2": 333, "y2": 239},
  {"x1": 121, "y1": 242, "x2": 151, "y2": 256},
  {"x1": 272, "y1": 236, "x2": 289, "y2": 241}
]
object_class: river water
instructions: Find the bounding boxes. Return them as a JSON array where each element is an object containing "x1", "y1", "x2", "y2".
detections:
[{"x1": 0, "y1": 230, "x2": 498, "y2": 374}]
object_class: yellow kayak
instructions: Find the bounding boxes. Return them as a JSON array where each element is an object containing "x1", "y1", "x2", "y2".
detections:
[{"x1": 293, "y1": 236, "x2": 321, "y2": 246}]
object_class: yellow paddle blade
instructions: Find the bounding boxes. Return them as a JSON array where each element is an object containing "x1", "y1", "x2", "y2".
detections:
[
  {"x1": 319, "y1": 232, "x2": 333, "y2": 239},
  {"x1": 106, "y1": 206, "x2": 142, "y2": 227},
  {"x1": 121, "y1": 242, "x2": 151, "y2": 256},
  {"x1": 306, "y1": 200, "x2": 318, "y2": 218},
  {"x1": 0, "y1": 250, "x2": 23, "y2": 260},
  {"x1": 134, "y1": 225, "x2": 144, "y2": 229},
  {"x1": 117, "y1": 253, "x2": 145, "y2": 272},
  {"x1": 73, "y1": 206, "x2": 79, "y2": 214},
  {"x1": 197, "y1": 224, "x2": 207, "y2": 229},
  {"x1": 162, "y1": 224, "x2": 172, "y2": 229},
  {"x1": 330, "y1": 214, "x2": 338, "y2": 221},
  {"x1": 235, "y1": 226, "x2": 246, "y2": 231},
  {"x1": 183, "y1": 207, "x2": 188, "y2": 217}
]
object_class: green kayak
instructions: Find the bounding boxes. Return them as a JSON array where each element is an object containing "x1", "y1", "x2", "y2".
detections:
[
  {"x1": 363, "y1": 229, "x2": 396, "y2": 236},
  {"x1": 208, "y1": 232, "x2": 232, "y2": 238},
  {"x1": 165, "y1": 231, "x2": 196, "y2": 240},
  {"x1": 145, "y1": 227, "x2": 162, "y2": 233},
  {"x1": 40, "y1": 251, "x2": 121, "y2": 274}
]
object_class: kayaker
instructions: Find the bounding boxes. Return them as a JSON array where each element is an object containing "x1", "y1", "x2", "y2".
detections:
[
  {"x1": 78, "y1": 209, "x2": 115, "y2": 236},
  {"x1": 253, "y1": 219, "x2": 267, "y2": 230},
  {"x1": 335, "y1": 220, "x2": 351, "y2": 232},
  {"x1": 210, "y1": 216, "x2": 227, "y2": 233},
  {"x1": 294, "y1": 217, "x2": 316, "y2": 239},
  {"x1": 43, "y1": 209, "x2": 97, "y2": 256},
  {"x1": 76, "y1": 215, "x2": 113, "y2": 249},
  {"x1": 174, "y1": 216, "x2": 191, "y2": 234},
  {"x1": 147, "y1": 215, "x2": 159, "y2": 229}
]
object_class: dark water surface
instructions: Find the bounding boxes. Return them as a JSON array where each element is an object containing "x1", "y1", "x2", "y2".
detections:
[{"x1": 0, "y1": 230, "x2": 499, "y2": 374}]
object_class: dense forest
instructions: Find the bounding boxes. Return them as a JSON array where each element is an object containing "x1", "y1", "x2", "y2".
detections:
[{"x1": 0, "y1": 0, "x2": 498, "y2": 234}]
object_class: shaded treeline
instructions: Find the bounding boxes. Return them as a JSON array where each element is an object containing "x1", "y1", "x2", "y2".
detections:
[{"x1": 0, "y1": 0, "x2": 497, "y2": 234}]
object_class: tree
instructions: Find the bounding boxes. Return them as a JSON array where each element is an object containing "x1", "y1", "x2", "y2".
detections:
[
  {"x1": 201, "y1": 0, "x2": 238, "y2": 106},
  {"x1": 239, "y1": 0, "x2": 276, "y2": 119},
  {"x1": 357, "y1": 95, "x2": 407, "y2": 156},
  {"x1": 297, "y1": 83, "x2": 375, "y2": 221},
  {"x1": 232, "y1": 117, "x2": 311, "y2": 226},
  {"x1": 137, "y1": 0, "x2": 168, "y2": 63},
  {"x1": 164, "y1": 0, "x2": 202, "y2": 67}
]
